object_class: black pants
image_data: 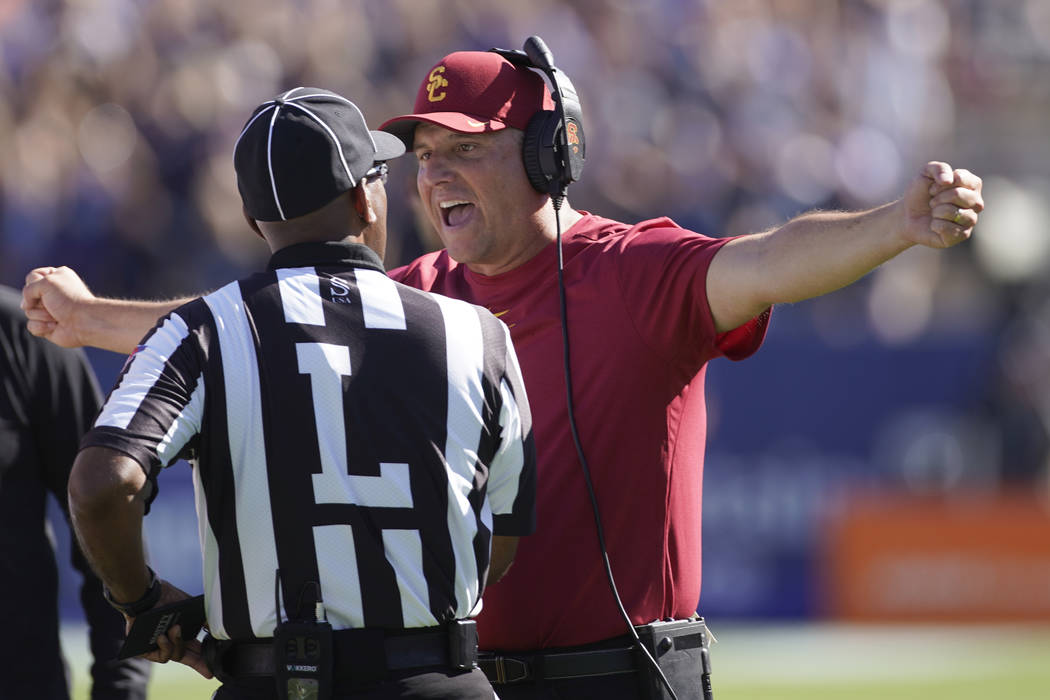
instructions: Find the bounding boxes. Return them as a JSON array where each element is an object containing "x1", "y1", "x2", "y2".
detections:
[
  {"x1": 0, "y1": 459, "x2": 150, "y2": 700},
  {"x1": 493, "y1": 673, "x2": 643, "y2": 700},
  {"x1": 211, "y1": 667, "x2": 494, "y2": 699}
]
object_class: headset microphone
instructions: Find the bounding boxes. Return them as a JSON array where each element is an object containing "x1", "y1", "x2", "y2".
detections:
[{"x1": 522, "y1": 34, "x2": 555, "y2": 71}]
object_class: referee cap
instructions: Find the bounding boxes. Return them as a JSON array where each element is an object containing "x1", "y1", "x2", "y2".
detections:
[
  {"x1": 234, "y1": 87, "x2": 406, "y2": 222},
  {"x1": 379, "y1": 51, "x2": 555, "y2": 149}
]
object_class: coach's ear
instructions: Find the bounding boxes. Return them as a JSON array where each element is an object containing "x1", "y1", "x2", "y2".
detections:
[{"x1": 242, "y1": 207, "x2": 264, "y2": 240}]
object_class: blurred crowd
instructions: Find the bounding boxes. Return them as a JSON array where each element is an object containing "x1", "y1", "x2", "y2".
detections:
[{"x1": 2, "y1": 0, "x2": 1049, "y2": 489}]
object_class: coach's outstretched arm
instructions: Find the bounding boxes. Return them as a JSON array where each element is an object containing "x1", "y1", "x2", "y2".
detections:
[
  {"x1": 706, "y1": 161, "x2": 983, "y2": 333},
  {"x1": 22, "y1": 267, "x2": 189, "y2": 353}
]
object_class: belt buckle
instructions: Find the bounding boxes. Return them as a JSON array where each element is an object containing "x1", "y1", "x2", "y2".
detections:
[{"x1": 496, "y1": 656, "x2": 530, "y2": 684}]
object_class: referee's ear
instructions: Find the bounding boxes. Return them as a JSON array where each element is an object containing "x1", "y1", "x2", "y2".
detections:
[
  {"x1": 242, "y1": 207, "x2": 264, "y2": 240},
  {"x1": 351, "y1": 182, "x2": 378, "y2": 225}
]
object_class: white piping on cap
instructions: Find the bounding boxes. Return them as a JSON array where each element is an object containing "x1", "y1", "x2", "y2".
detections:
[
  {"x1": 250, "y1": 87, "x2": 303, "y2": 221},
  {"x1": 285, "y1": 91, "x2": 379, "y2": 153},
  {"x1": 266, "y1": 104, "x2": 286, "y2": 220},
  {"x1": 233, "y1": 102, "x2": 283, "y2": 219},
  {"x1": 285, "y1": 101, "x2": 356, "y2": 188},
  {"x1": 233, "y1": 102, "x2": 276, "y2": 149}
]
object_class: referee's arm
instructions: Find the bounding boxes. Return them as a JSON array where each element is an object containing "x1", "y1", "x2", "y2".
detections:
[
  {"x1": 69, "y1": 446, "x2": 212, "y2": 677},
  {"x1": 485, "y1": 323, "x2": 537, "y2": 585},
  {"x1": 68, "y1": 447, "x2": 153, "y2": 605}
]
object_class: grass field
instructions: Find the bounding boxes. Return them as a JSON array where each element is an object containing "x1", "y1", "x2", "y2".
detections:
[{"x1": 63, "y1": 622, "x2": 1050, "y2": 700}]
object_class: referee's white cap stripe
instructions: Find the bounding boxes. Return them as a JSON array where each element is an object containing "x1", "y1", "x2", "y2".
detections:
[
  {"x1": 266, "y1": 104, "x2": 286, "y2": 220},
  {"x1": 232, "y1": 102, "x2": 276, "y2": 156}
]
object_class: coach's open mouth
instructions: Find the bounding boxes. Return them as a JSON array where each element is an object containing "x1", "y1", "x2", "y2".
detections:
[{"x1": 440, "y1": 200, "x2": 475, "y2": 227}]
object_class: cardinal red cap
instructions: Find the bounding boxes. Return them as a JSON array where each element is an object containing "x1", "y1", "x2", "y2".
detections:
[{"x1": 379, "y1": 51, "x2": 555, "y2": 149}]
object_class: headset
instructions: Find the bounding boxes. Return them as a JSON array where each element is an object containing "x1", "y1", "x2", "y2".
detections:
[
  {"x1": 488, "y1": 37, "x2": 702, "y2": 700},
  {"x1": 489, "y1": 37, "x2": 586, "y2": 202}
]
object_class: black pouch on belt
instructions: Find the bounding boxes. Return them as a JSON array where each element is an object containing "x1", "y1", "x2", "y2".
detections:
[
  {"x1": 634, "y1": 619, "x2": 713, "y2": 700},
  {"x1": 273, "y1": 618, "x2": 333, "y2": 700},
  {"x1": 447, "y1": 619, "x2": 479, "y2": 671}
]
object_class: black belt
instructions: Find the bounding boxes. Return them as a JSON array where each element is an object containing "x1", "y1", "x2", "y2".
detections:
[
  {"x1": 479, "y1": 618, "x2": 711, "y2": 686},
  {"x1": 206, "y1": 622, "x2": 478, "y2": 683},
  {"x1": 479, "y1": 646, "x2": 637, "y2": 684}
]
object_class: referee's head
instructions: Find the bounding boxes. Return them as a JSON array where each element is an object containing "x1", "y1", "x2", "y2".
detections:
[{"x1": 233, "y1": 87, "x2": 406, "y2": 258}]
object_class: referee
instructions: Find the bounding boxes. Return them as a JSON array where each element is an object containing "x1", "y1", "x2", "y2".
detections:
[{"x1": 67, "y1": 87, "x2": 536, "y2": 700}]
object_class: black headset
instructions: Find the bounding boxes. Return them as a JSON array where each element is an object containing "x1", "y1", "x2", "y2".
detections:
[{"x1": 490, "y1": 36, "x2": 586, "y2": 199}]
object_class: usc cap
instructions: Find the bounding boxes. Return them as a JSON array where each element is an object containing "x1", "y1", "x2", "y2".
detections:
[
  {"x1": 234, "y1": 87, "x2": 405, "y2": 222},
  {"x1": 379, "y1": 51, "x2": 556, "y2": 149}
]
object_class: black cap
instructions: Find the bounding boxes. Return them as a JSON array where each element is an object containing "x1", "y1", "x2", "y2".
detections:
[{"x1": 234, "y1": 87, "x2": 406, "y2": 222}]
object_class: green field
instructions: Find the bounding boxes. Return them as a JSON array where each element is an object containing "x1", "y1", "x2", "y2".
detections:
[{"x1": 64, "y1": 622, "x2": 1050, "y2": 700}]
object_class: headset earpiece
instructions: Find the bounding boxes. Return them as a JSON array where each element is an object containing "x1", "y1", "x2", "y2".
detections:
[
  {"x1": 556, "y1": 97, "x2": 586, "y2": 189},
  {"x1": 522, "y1": 109, "x2": 560, "y2": 194}
]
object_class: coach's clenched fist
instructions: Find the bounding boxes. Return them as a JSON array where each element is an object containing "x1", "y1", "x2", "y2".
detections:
[
  {"x1": 900, "y1": 161, "x2": 984, "y2": 249},
  {"x1": 21, "y1": 266, "x2": 95, "y2": 348},
  {"x1": 22, "y1": 265, "x2": 183, "y2": 354}
]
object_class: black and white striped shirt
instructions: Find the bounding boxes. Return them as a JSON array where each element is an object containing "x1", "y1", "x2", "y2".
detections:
[{"x1": 82, "y1": 242, "x2": 535, "y2": 640}]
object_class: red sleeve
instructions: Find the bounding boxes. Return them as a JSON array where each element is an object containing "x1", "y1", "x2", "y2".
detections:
[
  {"x1": 387, "y1": 263, "x2": 410, "y2": 284},
  {"x1": 386, "y1": 252, "x2": 450, "y2": 292},
  {"x1": 614, "y1": 223, "x2": 770, "y2": 367},
  {"x1": 715, "y1": 307, "x2": 770, "y2": 361}
]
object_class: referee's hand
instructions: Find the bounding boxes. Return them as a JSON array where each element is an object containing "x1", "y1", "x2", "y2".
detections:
[{"x1": 127, "y1": 580, "x2": 214, "y2": 679}]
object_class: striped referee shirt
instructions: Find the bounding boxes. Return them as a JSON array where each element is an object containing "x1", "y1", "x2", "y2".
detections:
[{"x1": 81, "y1": 241, "x2": 536, "y2": 640}]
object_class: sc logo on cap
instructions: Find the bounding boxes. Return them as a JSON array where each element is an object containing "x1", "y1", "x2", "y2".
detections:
[{"x1": 427, "y1": 67, "x2": 448, "y2": 102}]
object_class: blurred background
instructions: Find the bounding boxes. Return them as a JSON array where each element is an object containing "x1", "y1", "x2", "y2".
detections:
[{"x1": 3, "y1": 0, "x2": 1049, "y2": 697}]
